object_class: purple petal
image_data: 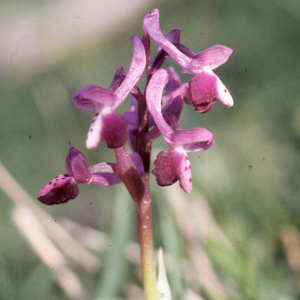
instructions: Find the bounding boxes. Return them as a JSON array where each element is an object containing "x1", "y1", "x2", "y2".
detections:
[
  {"x1": 152, "y1": 150, "x2": 192, "y2": 193},
  {"x1": 91, "y1": 173, "x2": 122, "y2": 186},
  {"x1": 65, "y1": 147, "x2": 92, "y2": 183},
  {"x1": 169, "y1": 128, "x2": 214, "y2": 152},
  {"x1": 101, "y1": 112, "x2": 128, "y2": 148},
  {"x1": 130, "y1": 152, "x2": 144, "y2": 175},
  {"x1": 142, "y1": 25, "x2": 151, "y2": 66},
  {"x1": 144, "y1": 9, "x2": 193, "y2": 71},
  {"x1": 146, "y1": 69, "x2": 172, "y2": 139},
  {"x1": 86, "y1": 109, "x2": 104, "y2": 149},
  {"x1": 193, "y1": 45, "x2": 233, "y2": 70},
  {"x1": 165, "y1": 67, "x2": 181, "y2": 94},
  {"x1": 72, "y1": 84, "x2": 116, "y2": 110},
  {"x1": 151, "y1": 29, "x2": 181, "y2": 71},
  {"x1": 188, "y1": 71, "x2": 233, "y2": 113},
  {"x1": 162, "y1": 95, "x2": 183, "y2": 121},
  {"x1": 113, "y1": 35, "x2": 146, "y2": 109},
  {"x1": 108, "y1": 66, "x2": 126, "y2": 92},
  {"x1": 38, "y1": 174, "x2": 79, "y2": 205},
  {"x1": 123, "y1": 111, "x2": 139, "y2": 131},
  {"x1": 86, "y1": 110, "x2": 128, "y2": 149},
  {"x1": 152, "y1": 150, "x2": 179, "y2": 186},
  {"x1": 162, "y1": 82, "x2": 190, "y2": 106}
]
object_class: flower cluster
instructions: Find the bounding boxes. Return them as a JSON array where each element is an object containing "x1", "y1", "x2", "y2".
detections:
[{"x1": 38, "y1": 8, "x2": 233, "y2": 205}]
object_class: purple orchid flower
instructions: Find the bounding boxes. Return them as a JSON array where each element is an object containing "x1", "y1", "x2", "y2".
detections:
[
  {"x1": 72, "y1": 35, "x2": 146, "y2": 149},
  {"x1": 143, "y1": 8, "x2": 233, "y2": 113},
  {"x1": 146, "y1": 69, "x2": 214, "y2": 193},
  {"x1": 38, "y1": 146, "x2": 144, "y2": 205},
  {"x1": 38, "y1": 146, "x2": 121, "y2": 205}
]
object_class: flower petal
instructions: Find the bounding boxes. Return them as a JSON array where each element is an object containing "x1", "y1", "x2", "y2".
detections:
[
  {"x1": 108, "y1": 66, "x2": 126, "y2": 92},
  {"x1": 91, "y1": 173, "x2": 122, "y2": 186},
  {"x1": 146, "y1": 69, "x2": 172, "y2": 139},
  {"x1": 151, "y1": 29, "x2": 181, "y2": 71},
  {"x1": 152, "y1": 150, "x2": 179, "y2": 186},
  {"x1": 144, "y1": 9, "x2": 193, "y2": 71},
  {"x1": 165, "y1": 67, "x2": 181, "y2": 94},
  {"x1": 193, "y1": 45, "x2": 233, "y2": 70},
  {"x1": 86, "y1": 110, "x2": 128, "y2": 149},
  {"x1": 86, "y1": 109, "x2": 104, "y2": 149},
  {"x1": 162, "y1": 95, "x2": 183, "y2": 121},
  {"x1": 152, "y1": 150, "x2": 192, "y2": 193},
  {"x1": 123, "y1": 111, "x2": 139, "y2": 131},
  {"x1": 169, "y1": 128, "x2": 214, "y2": 152},
  {"x1": 113, "y1": 35, "x2": 146, "y2": 109},
  {"x1": 101, "y1": 111, "x2": 129, "y2": 148},
  {"x1": 188, "y1": 71, "x2": 233, "y2": 113},
  {"x1": 38, "y1": 174, "x2": 79, "y2": 205},
  {"x1": 65, "y1": 147, "x2": 92, "y2": 183},
  {"x1": 72, "y1": 84, "x2": 116, "y2": 110}
]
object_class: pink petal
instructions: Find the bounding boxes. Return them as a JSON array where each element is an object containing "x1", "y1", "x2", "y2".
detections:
[
  {"x1": 108, "y1": 66, "x2": 126, "y2": 92},
  {"x1": 38, "y1": 174, "x2": 79, "y2": 205},
  {"x1": 113, "y1": 35, "x2": 146, "y2": 109},
  {"x1": 188, "y1": 71, "x2": 233, "y2": 113},
  {"x1": 86, "y1": 109, "x2": 104, "y2": 149},
  {"x1": 72, "y1": 84, "x2": 115, "y2": 110},
  {"x1": 193, "y1": 45, "x2": 233, "y2": 70},
  {"x1": 86, "y1": 109, "x2": 128, "y2": 149},
  {"x1": 152, "y1": 150, "x2": 192, "y2": 193},
  {"x1": 123, "y1": 111, "x2": 139, "y2": 131},
  {"x1": 101, "y1": 111, "x2": 129, "y2": 148},
  {"x1": 144, "y1": 9, "x2": 193, "y2": 71},
  {"x1": 65, "y1": 147, "x2": 92, "y2": 183},
  {"x1": 146, "y1": 69, "x2": 172, "y2": 139},
  {"x1": 165, "y1": 67, "x2": 181, "y2": 94},
  {"x1": 91, "y1": 173, "x2": 122, "y2": 186},
  {"x1": 151, "y1": 29, "x2": 181, "y2": 71},
  {"x1": 169, "y1": 128, "x2": 214, "y2": 152}
]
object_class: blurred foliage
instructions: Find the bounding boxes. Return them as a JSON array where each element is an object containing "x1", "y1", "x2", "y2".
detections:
[{"x1": 1, "y1": 0, "x2": 300, "y2": 299}]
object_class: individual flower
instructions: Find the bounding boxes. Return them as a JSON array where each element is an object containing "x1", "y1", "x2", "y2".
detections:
[
  {"x1": 38, "y1": 146, "x2": 143, "y2": 205},
  {"x1": 38, "y1": 147, "x2": 122, "y2": 205},
  {"x1": 146, "y1": 69, "x2": 214, "y2": 193},
  {"x1": 143, "y1": 8, "x2": 233, "y2": 113},
  {"x1": 72, "y1": 35, "x2": 146, "y2": 149}
]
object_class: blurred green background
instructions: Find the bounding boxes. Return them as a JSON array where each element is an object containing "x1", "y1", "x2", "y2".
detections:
[{"x1": 1, "y1": 0, "x2": 300, "y2": 299}]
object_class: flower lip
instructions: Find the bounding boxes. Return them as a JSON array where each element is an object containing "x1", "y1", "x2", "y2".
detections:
[
  {"x1": 38, "y1": 174, "x2": 79, "y2": 205},
  {"x1": 189, "y1": 71, "x2": 233, "y2": 113}
]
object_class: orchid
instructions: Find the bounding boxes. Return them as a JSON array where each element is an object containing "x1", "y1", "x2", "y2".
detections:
[
  {"x1": 146, "y1": 69, "x2": 214, "y2": 192},
  {"x1": 38, "y1": 146, "x2": 120, "y2": 205},
  {"x1": 38, "y1": 8, "x2": 234, "y2": 300},
  {"x1": 72, "y1": 35, "x2": 146, "y2": 149},
  {"x1": 143, "y1": 8, "x2": 233, "y2": 113}
]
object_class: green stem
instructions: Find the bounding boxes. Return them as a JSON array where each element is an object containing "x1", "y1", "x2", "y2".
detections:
[{"x1": 136, "y1": 176, "x2": 157, "y2": 300}]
